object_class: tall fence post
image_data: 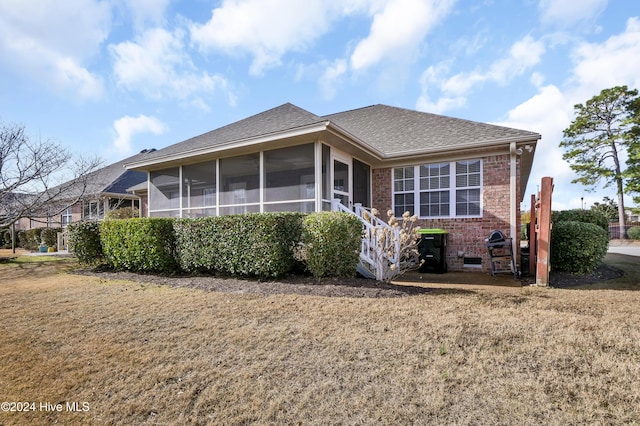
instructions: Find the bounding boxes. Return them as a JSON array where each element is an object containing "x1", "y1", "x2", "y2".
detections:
[
  {"x1": 536, "y1": 177, "x2": 553, "y2": 286},
  {"x1": 529, "y1": 194, "x2": 536, "y2": 277}
]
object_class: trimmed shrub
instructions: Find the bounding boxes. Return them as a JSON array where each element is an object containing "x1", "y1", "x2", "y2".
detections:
[
  {"x1": 22, "y1": 228, "x2": 43, "y2": 250},
  {"x1": 16, "y1": 230, "x2": 26, "y2": 249},
  {"x1": 100, "y1": 218, "x2": 177, "y2": 273},
  {"x1": 299, "y1": 212, "x2": 362, "y2": 278},
  {"x1": 174, "y1": 213, "x2": 305, "y2": 278},
  {"x1": 552, "y1": 209, "x2": 609, "y2": 232},
  {"x1": 40, "y1": 227, "x2": 62, "y2": 248},
  {"x1": 68, "y1": 221, "x2": 103, "y2": 265},
  {"x1": 628, "y1": 226, "x2": 640, "y2": 240},
  {"x1": 551, "y1": 221, "x2": 608, "y2": 275}
]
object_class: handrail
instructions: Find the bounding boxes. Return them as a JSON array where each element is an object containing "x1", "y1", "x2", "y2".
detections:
[{"x1": 331, "y1": 200, "x2": 400, "y2": 281}]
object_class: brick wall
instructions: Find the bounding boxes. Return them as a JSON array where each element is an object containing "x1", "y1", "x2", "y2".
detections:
[{"x1": 371, "y1": 154, "x2": 521, "y2": 273}]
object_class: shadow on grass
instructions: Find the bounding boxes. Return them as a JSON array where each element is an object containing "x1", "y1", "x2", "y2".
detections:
[
  {"x1": 0, "y1": 258, "x2": 77, "y2": 280},
  {"x1": 552, "y1": 253, "x2": 640, "y2": 291}
]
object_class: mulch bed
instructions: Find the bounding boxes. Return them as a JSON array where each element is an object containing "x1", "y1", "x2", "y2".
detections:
[
  {"x1": 550, "y1": 262, "x2": 624, "y2": 288},
  {"x1": 72, "y1": 261, "x2": 624, "y2": 296},
  {"x1": 73, "y1": 267, "x2": 434, "y2": 298}
]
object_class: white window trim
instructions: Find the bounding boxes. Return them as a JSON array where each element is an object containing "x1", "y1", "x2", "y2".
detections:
[{"x1": 392, "y1": 159, "x2": 483, "y2": 219}]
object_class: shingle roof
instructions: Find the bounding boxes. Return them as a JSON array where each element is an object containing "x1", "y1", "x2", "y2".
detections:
[
  {"x1": 137, "y1": 103, "x2": 324, "y2": 161},
  {"x1": 125, "y1": 102, "x2": 540, "y2": 167},
  {"x1": 62, "y1": 151, "x2": 150, "y2": 198},
  {"x1": 323, "y1": 104, "x2": 540, "y2": 156}
]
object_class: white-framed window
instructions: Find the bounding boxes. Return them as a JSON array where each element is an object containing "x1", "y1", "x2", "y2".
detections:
[
  {"x1": 83, "y1": 200, "x2": 103, "y2": 220},
  {"x1": 393, "y1": 159, "x2": 482, "y2": 218},
  {"x1": 61, "y1": 207, "x2": 73, "y2": 226}
]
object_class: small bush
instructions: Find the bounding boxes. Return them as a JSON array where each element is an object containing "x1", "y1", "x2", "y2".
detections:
[
  {"x1": 299, "y1": 212, "x2": 362, "y2": 278},
  {"x1": 40, "y1": 227, "x2": 62, "y2": 248},
  {"x1": 175, "y1": 213, "x2": 305, "y2": 278},
  {"x1": 21, "y1": 228, "x2": 42, "y2": 250},
  {"x1": 551, "y1": 221, "x2": 608, "y2": 275},
  {"x1": 628, "y1": 226, "x2": 640, "y2": 240},
  {"x1": 68, "y1": 221, "x2": 103, "y2": 265},
  {"x1": 101, "y1": 218, "x2": 177, "y2": 273},
  {"x1": 16, "y1": 230, "x2": 26, "y2": 249},
  {"x1": 2, "y1": 229, "x2": 14, "y2": 248},
  {"x1": 552, "y1": 209, "x2": 609, "y2": 231}
]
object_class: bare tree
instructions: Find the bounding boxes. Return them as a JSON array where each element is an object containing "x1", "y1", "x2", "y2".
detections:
[{"x1": 0, "y1": 121, "x2": 102, "y2": 230}]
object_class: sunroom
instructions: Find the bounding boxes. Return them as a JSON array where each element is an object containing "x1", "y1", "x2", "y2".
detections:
[{"x1": 145, "y1": 142, "x2": 372, "y2": 218}]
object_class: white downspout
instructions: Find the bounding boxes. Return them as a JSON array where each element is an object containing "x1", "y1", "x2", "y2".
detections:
[{"x1": 509, "y1": 142, "x2": 521, "y2": 241}]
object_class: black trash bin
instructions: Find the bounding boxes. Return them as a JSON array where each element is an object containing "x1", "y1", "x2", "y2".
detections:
[{"x1": 417, "y1": 229, "x2": 448, "y2": 273}]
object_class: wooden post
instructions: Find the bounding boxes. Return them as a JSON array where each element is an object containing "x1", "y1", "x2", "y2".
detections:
[
  {"x1": 536, "y1": 177, "x2": 553, "y2": 286},
  {"x1": 529, "y1": 194, "x2": 536, "y2": 277}
]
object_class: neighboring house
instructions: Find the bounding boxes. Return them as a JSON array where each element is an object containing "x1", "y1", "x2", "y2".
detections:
[
  {"x1": 125, "y1": 103, "x2": 540, "y2": 274},
  {"x1": 13, "y1": 151, "x2": 153, "y2": 231}
]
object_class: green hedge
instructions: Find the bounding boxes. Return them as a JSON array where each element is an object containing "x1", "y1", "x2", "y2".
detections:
[
  {"x1": 550, "y1": 221, "x2": 609, "y2": 275},
  {"x1": 552, "y1": 209, "x2": 609, "y2": 231},
  {"x1": 628, "y1": 226, "x2": 640, "y2": 240},
  {"x1": 40, "y1": 227, "x2": 62, "y2": 247},
  {"x1": 300, "y1": 212, "x2": 362, "y2": 278},
  {"x1": 100, "y1": 218, "x2": 177, "y2": 273},
  {"x1": 174, "y1": 213, "x2": 305, "y2": 278},
  {"x1": 21, "y1": 228, "x2": 42, "y2": 250},
  {"x1": 68, "y1": 221, "x2": 103, "y2": 265},
  {"x1": 0, "y1": 229, "x2": 8, "y2": 248}
]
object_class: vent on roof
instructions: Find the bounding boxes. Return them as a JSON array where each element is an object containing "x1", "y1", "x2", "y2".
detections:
[{"x1": 139, "y1": 148, "x2": 157, "y2": 154}]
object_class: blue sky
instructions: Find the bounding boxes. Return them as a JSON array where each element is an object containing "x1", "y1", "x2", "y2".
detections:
[{"x1": 1, "y1": 0, "x2": 639, "y2": 211}]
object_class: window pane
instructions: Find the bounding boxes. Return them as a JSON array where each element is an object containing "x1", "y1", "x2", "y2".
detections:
[
  {"x1": 394, "y1": 193, "x2": 414, "y2": 217},
  {"x1": 394, "y1": 167, "x2": 414, "y2": 192},
  {"x1": 420, "y1": 191, "x2": 449, "y2": 217},
  {"x1": 150, "y1": 168, "x2": 180, "y2": 211},
  {"x1": 456, "y1": 160, "x2": 481, "y2": 188},
  {"x1": 219, "y1": 154, "x2": 260, "y2": 205},
  {"x1": 353, "y1": 158, "x2": 370, "y2": 206},
  {"x1": 334, "y1": 160, "x2": 348, "y2": 192},
  {"x1": 456, "y1": 189, "x2": 480, "y2": 216},
  {"x1": 264, "y1": 144, "x2": 314, "y2": 202},
  {"x1": 182, "y1": 161, "x2": 216, "y2": 208}
]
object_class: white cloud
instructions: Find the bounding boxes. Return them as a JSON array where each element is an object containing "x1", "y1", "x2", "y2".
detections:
[
  {"x1": 319, "y1": 59, "x2": 348, "y2": 100},
  {"x1": 538, "y1": 0, "x2": 607, "y2": 29},
  {"x1": 416, "y1": 35, "x2": 545, "y2": 114},
  {"x1": 570, "y1": 17, "x2": 640, "y2": 96},
  {"x1": 350, "y1": 0, "x2": 455, "y2": 71},
  {"x1": 110, "y1": 28, "x2": 234, "y2": 109},
  {"x1": 495, "y1": 17, "x2": 640, "y2": 210},
  {"x1": 0, "y1": 0, "x2": 110, "y2": 100},
  {"x1": 190, "y1": 0, "x2": 337, "y2": 75},
  {"x1": 116, "y1": 0, "x2": 171, "y2": 31},
  {"x1": 113, "y1": 115, "x2": 168, "y2": 154}
]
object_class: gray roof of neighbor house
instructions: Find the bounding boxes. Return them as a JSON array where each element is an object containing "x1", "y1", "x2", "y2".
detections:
[
  {"x1": 124, "y1": 103, "x2": 540, "y2": 169},
  {"x1": 62, "y1": 150, "x2": 153, "y2": 199}
]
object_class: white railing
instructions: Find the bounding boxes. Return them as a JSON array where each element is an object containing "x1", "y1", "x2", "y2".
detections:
[{"x1": 331, "y1": 200, "x2": 400, "y2": 281}]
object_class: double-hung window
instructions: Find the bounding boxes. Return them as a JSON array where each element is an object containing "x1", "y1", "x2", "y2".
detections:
[{"x1": 393, "y1": 159, "x2": 482, "y2": 218}]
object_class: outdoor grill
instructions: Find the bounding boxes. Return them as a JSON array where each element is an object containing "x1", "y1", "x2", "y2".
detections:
[{"x1": 485, "y1": 230, "x2": 517, "y2": 279}]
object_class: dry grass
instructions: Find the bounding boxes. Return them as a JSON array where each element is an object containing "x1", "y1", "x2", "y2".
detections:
[{"x1": 0, "y1": 253, "x2": 639, "y2": 425}]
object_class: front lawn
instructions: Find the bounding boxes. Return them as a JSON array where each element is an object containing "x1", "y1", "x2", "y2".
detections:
[{"x1": 0, "y1": 254, "x2": 638, "y2": 425}]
